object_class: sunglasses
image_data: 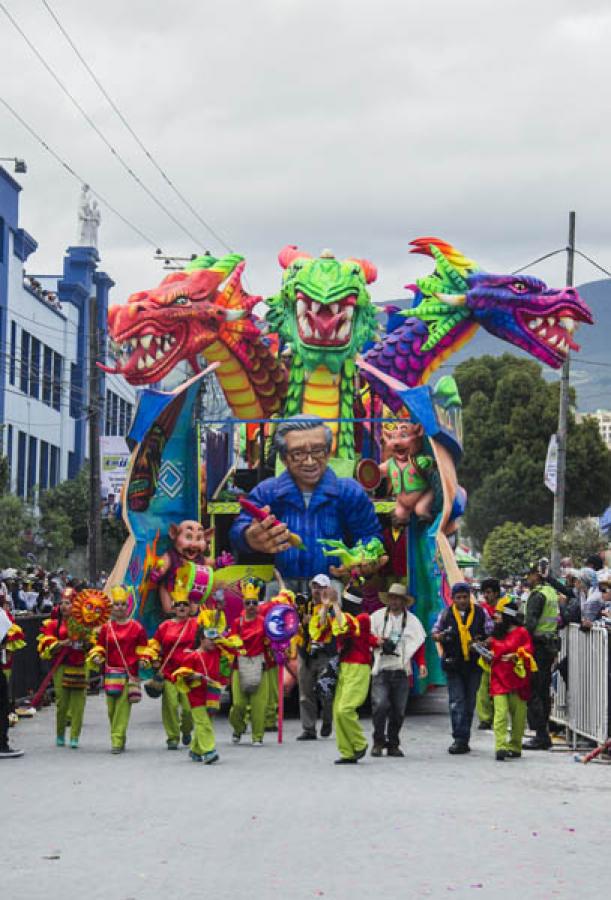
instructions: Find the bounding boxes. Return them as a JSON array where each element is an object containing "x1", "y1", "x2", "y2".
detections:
[
  {"x1": 174, "y1": 602, "x2": 189, "y2": 608},
  {"x1": 244, "y1": 600, "x2": 259, "y2": 607}
]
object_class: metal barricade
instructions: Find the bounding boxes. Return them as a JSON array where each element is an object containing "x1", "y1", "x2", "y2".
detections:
[
  {"x1": 550, "y1": 628, "x2": 569, "y2": 728},
  {"x1": 551, "y1": 623, "x2": 609, "y2": 745}
]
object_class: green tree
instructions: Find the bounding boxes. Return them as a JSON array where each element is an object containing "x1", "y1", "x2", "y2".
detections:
[
  {"x1": 559, "y1": 517, "x2": 606, "y2": 566},
  {"x1": 454, "y1": 354, "x2": 611, "y2": 548},
  {"x1": 482, "y1": 521, "x2": 553, "y2": 578},
  {"x1": 0, "y1": 494, "x2": 33, "y2": 567},
  {"x1": 0, "y1": 455, "x2": 10, "y2": 495},
  {"x1": 39, "y1": 466, "x2": 89, "y2": 546},
  {"x1": 39, "y1": 507, "x2": 74, "y2": 569}
]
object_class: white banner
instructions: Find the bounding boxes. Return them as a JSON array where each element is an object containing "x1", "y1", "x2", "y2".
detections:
[
  {"x1": 544, "y1": 434, "x2": 558, "y2": 494},
  {"x1": 100, "y1": 436, "x2": 131, "y2": 510}
]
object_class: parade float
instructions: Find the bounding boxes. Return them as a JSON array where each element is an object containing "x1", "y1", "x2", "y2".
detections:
[{"x1": 101, "y1": 238, "x2": 593, "y2": 688}]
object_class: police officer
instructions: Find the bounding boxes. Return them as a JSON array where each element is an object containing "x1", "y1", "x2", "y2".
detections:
[{"x1": 521, "y1": 562, "x2": 560, "y2": 750}]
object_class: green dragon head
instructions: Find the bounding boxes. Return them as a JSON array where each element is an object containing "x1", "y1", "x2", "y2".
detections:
[{"x1": 266, "y1": 246, "x2": 379, "y2": 374}]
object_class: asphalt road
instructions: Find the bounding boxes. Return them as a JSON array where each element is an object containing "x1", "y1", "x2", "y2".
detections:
[{"x1": 3, "y1": 691, "x2": 607, "y2": 900}]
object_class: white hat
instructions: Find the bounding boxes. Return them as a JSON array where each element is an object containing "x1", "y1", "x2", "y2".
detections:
[
  {"x1": 311, "y1": 574, "x2": 331, "y2": 588},
  {"x1": 379, "y1": 583, "x2": 412, "y2": 605}
]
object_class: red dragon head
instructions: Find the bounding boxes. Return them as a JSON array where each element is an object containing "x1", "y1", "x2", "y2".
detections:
[{"x1": 100, "y1": 254, "x2": 259, "y2": 385}]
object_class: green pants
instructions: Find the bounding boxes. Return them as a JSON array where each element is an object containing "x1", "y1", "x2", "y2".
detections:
[
  {"x1": 53, "y1": 666, "x2": 86, "y2": 741},
  {"x1": 229, "y1": 669, "x2": 268, "y2": 742},
  {"x1": 106, "y1": 684, "x2": 132, "y2": 750},
  {"x1": 493, "y1": 692, "x2": 527, "y2": 753},
  {"x1": 333, "y1": 663, "x2": 370, "y2": 760},
  {"x1": 190, "y1": 705, "x2": 216, "y2": 755},
  {"x1": 162, "y1": 679, "x2": 193, "y2": 743},
  {"x1": 264, "y1": 666, "x2": 279, "y2": 729},
  {"x1": 476, "y1": 668, "x2": 494, "y2": 725}
]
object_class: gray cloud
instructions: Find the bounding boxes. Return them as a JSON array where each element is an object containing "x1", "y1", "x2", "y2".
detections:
[{"x1": 1, "y1": 0, "x2": 610, "y2": 318}]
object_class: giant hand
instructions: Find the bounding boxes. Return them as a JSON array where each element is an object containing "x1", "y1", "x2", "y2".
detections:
[{"x1": 245, "y1": 507, "x2": 292, "y2": 555}]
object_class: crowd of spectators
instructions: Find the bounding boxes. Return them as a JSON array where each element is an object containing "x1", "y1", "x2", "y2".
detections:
[
  {"x1": 23, "y1": 275, "x2": 63, "y2": 312},
  {"x1": 0, "y1": 567, "x2": 92, "y2": 617}
]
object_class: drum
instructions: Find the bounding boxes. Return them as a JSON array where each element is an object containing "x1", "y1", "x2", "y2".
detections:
[{"x1": 176, "y1": 562, "x2": 214, "y2": 604}]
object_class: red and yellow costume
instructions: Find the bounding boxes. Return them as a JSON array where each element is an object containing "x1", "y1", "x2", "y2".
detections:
[
  {"x1": 324, "y1": 611, "x2": 378, "y2": 760},
  {"x1": 2, "y1": 614, "x2": 25, "y2": 680},
  {"x1": 172, "y1": 645, "x2": 229, "y2": 761},
  {"x1": 88, "y1": 589, "x2": 154, "y2": 752},
  {"x1": 37, "y1": 616, "x2": 89, "y2": 745},
  {"x1": 228, "y1": 603, "x2": 268, "y2": 744},
  {"x1": 150, "y1": 614, "x2": 199, "y2": 748},
  {"x1": 490, "y1": 622, "x2": 537, "y2": 755}
]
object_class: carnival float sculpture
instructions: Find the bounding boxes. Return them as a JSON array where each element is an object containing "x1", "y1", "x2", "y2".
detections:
[{"x1": 103, "y1": 238, "x2": 593, "y2": 688}]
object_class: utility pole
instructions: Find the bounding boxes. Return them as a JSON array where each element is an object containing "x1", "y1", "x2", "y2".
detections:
[
  {"x1": 88, "y1": 296, "x2": 102, "y2": 584},
  {"x1": 550, "y1": 211, "x2": 575, "y2": 574}
]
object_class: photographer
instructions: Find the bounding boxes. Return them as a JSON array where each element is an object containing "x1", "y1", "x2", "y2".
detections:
[
  {"x1": 432, "y1": 582, "x2": 487, "y2": 755},
  {"x1": 295, "y1": 575, "x2": 335, "y2": 741},
  {"x1": 370, "y1": 584, "x2": 426, "y2": 758}
]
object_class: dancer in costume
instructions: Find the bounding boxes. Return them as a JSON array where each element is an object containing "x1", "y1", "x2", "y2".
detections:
[
  {"x1": 475, "y1": 578, "x2": 504, "y2": 731},
  {"x1": 228, "y1": 584, "x2": 269, "y2": 746},
  {"x1": 89, "y1": 586, "x2": 154, "y2": 754},
  {"x1": 37, "y1": 589, "x2": 88, "y2": 749},
  {"x1": 0, "y1": 604, "x2": 25, "y2": 758},
  {"x1": 296, "y1": 574, "x2": 336, "y2": 741},
  {"x1": 489, "y1": 598, "x2": 536, "y2": 761},
  {"x1": 149, "y1": 587, "x2": 199, "y2": 750},
  {"x1": 312, "y1": 586, "x2": 377, "y2": 764},
  {"x1": 172, "y1": 628, "x2": 233, "y2": 764}
]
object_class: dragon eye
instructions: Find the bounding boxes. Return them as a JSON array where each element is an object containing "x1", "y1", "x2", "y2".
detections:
[
  {"x1": 511, "y1": 282, "x2": 528, "y2": 293},
  {"x1": 171, "y1": 296, "x2": 189, "y2": 306}
]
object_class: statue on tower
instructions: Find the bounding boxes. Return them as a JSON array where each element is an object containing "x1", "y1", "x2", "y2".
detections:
[{"x1": 77, "y1": 184, "x2": 101, "y2": 249}]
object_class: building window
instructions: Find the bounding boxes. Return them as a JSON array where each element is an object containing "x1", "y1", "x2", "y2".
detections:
[
  {"x1": 52, "y1": 352, "x2": 62, "y2": 411},
  {"x1": 16, "y1": 430, "x2": 26, "y2": 498},
  {"x1": 7, "y1": 424, "x2": 13, "y2": 477},
  {"x1": 105, "y1": 390, "x2": 111, "y2": 435},
  {"x1": 43, "y1": 345, "x2": 52, "y2": 405},
  {"x1": 30, "y1": 337, "x2": 41, "y2": 400},
  {"x1": 0, "y1": 216, "x2": 4, "y2": 263},
  {"x1": 126, "y1": 402, "x2": 133, "y2": 434},
  {"x1": 70, "y1": 363, "x2": 80, "y2": 418},
  {"x1": 20, "y1": 330, "x2": 30, "y2": 394},
  {"x1": 9, "y1": 321, "x2": 16, "y2": 386},
  {"x1": 39, "y1": 440, "x2": 49, "y2": 491},
  {"x1": 49, "y1": 444, "x2": 60, "y2": 488},
  {"x1": 27, "y1": 435, "x2": 37, "y2": 501}
]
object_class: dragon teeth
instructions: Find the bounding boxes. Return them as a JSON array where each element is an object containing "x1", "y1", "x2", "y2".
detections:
[
  {"x1": 345, "y1": 306, "x2": 354, "y2": 320},
  {"x1": 144, "y1": 354, "x2": 155, "y2": 368},
  {"x1": 140, "y1": 334, "x2": 153, "y2": 350},
  {"x1": 137, "y1": 357, "x2": 145, "y2": 371},
  {"x1": 296, "y1": 299, "x2": 306, "y2": 317},
  {"x1": 528, "y1": 317, "x2": 542, "y2": 329},
  {"x1": 330, "y1": 303, "x2": 339, "y2": 314},
  {"x1": 337, "y1": 322, "x2": 351, "y2": 341},
  {"x1": 539, "y1": 328, "x2": 547, "y2": 338},
  {"x1": 547, "y1": 316, "x2": 556, "y2": 326},
  {"x1": 131, "y1": 338, "x2": 138, "y2": 348},
  {"x1": 548, "y1": 335, "x2": 559, "y2": 346},
  {"x1": 301, "y1": 318, "x2": 313, "y2": 338},
  {"x1": 560, "y1": 316, "x2": 575, "y2": 332},
  {"x1": 311, "y1": 301, "x2": 320, "y2": 314},
  {"x1": 155, "y1": 349, "x2": 164, "y2": 361}
]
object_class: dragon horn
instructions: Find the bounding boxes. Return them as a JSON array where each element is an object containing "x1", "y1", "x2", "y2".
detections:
[
  {"x1": 346, "y1": 258, "x2": 378, "y2": 284},
  {"x1": 278, "y1": 245, "x2": 312, "y2": 269}
]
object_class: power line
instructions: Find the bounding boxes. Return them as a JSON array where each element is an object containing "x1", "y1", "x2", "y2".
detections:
[
  {"x1": 574, "y1": 248, "x2": 611, "y2": 279},
  {"x1": 0, "y1": 95, "x2": 162, "y2": 249},
  {"x1": 511, "y1": 248, "x2": 565, "y2": 275},
  {"x1": 40, "y1": 0, "x2": 233, "y2": 254},
  {"x1": 0, "y1": 2, "x2": 204, "y2": 249}
]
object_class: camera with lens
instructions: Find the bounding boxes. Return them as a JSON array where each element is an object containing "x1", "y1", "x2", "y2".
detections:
[
  {"x1": 381, "y1": 637, "x2": 399, "y2": 656},
  {"x1": 438, "y1": 627, "x2": 455, "y2": 647}
]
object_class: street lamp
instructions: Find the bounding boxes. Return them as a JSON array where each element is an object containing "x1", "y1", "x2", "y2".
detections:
[{"x1": 0, "y1": 156, "x2": 27, "y2": 173}]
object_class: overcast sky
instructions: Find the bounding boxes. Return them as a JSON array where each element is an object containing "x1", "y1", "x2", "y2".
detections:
[{"x1": 2, "y1": 0, "x2": 611, "y2": 314}]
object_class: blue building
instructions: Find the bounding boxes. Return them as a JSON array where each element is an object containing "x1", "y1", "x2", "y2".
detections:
[{"x1": 0, "y1": 165, "x2": 135, "y2": 502}]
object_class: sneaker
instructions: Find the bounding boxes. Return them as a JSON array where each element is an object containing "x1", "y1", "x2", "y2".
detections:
[
  {"x1": 70, "y1": 738, "x2": 79, "y2": 749},
  {"x1": 166, "y1": 740, "x2": 179, "y2": 750},
  {"x1": 496, "y1": 749, "x2": 508, "y2": 761},
  {"x1": 181, "y1": 733, "x2": 192, "y2": 746},
  {"x1": 320, "y1": 722, "x2": 332, "y2": 738},
  {"x1": 371, "y1": 744, "x2": 384, "y2": 757},
  {"x1": 189, "y1": 750, "x2": 203, "y2": 763},
  {"x1": 506, "y1": 750, "x2": 522, "y2": 758},
  {"x1": 334, "y1": 757, "x2": 357, "y2": 765},
  {"x1": 252, "y1": 739, "x2": 263, "y2": 747},
  {"x1": 448, "y1": 741, "x2": 470, "y2": 755},
  {"x1": 387, "y1": 747, "x2": 404, "y2": 758},
  {"x1": 111, "y1": 746, "x2": 124, "y2": 755},
  {"x1": 0, "y1": 746, "x2": 24, "y2": 759},
  {"x1": 231, "y1": 732, "x2": 242, "y2": 744},
  {"x1": 56, "y1": 735, "x2": 65, "y2": 747},
  {"x1": 296, "y1": 731, "x2": 317, "y2": 741},
  {"x1": 353, "y1": 746, "x2": 367, "y2": 761},
  {"x1": 203, "y1": 750, "x2": 219, "y2": 764},
  {"x1": 478, "y1": 721, "x2": 492, "y2": 731}
]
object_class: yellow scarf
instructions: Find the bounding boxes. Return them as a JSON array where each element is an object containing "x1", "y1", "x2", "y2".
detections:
[{"x1": 452, "y1": 600, "x2": 475, "y2": 661}]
